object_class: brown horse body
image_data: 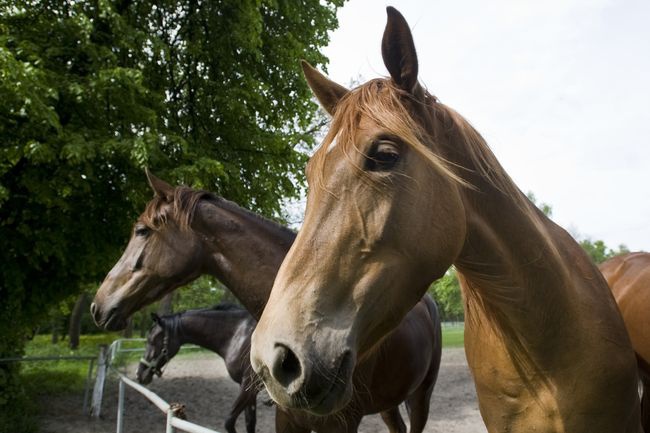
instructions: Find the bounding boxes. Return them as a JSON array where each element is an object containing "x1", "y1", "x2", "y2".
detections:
[
  {"x1": 600, "y1": 252, "x2": 650, "y2": 429},
  {"x1": 91, "y1": 175, "x2": 442, "y2": 433},
  {"x1": 250, "y1": 7, "x2": 642, "y2": 433}
]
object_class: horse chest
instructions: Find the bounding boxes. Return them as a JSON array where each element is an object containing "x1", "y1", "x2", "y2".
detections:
[
  {"x1": 465, "y1": 323, "x2": 563, "y2": 433},
  {"x1": 464, "y1": 317, "x2": 642, "y2": 433}
]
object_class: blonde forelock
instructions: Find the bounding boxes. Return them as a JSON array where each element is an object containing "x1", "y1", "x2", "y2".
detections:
[{"x1": 310, "y1": 78, "x2": 467, "y2": 190}]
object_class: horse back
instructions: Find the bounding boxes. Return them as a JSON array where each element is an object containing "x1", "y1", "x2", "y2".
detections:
[{"x1": 600, "y1": 252, "x2": 650, "y2": 373}]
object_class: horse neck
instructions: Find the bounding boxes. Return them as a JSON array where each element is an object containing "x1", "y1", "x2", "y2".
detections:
[
  {"x1": 175, "y1": 311, "x2": 244, "y2": 358},
  {"x1": 456, "y1": 182, "x2": 580, "y2": 311},
  {"x1": 446, "y1": 130, "x2": 608, "y2": 364},
  {"x1": 192, "y1": 199, "x2": 295, "y2": 319}
]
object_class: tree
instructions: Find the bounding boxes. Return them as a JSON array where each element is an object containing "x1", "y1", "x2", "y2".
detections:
[
  {"x1": 157, "y1": 293, "x2": 174, "y2": 317},
  {"x1": 526, "y1": 192, "x2": 631, "y2": 264},
  {"x1": 579, "y1": 239, "x2": 630, "y2": 264},
  {"x1": 67, "y1": 292, "x2": 89, "y2": 350},
  {"x1": 0, "y1": 1, "x2": 344, "y2": 429},
  {"x1": 428, "y1": 268, "x2": 463, "y2": 322},
  {"x1": 174, "y1": 275, "x2": 228, "y2": 311},
  {"x1": 526, "y1": 191, "x2": 553, "y2": 217}
]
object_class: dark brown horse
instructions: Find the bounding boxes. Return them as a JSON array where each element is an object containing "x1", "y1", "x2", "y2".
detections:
[
  {"x1": 136, "y1": 304, "x2": 258, "y2": 433},
  {"x1": 250, "y1": 7, "x2": 642, "y2": 433},
  {"x1": 91, "y1": 171, "x2": 442, "y2": 433},
  {"x1": 600, "y1": 252, "x2": 650, "y2": 430}
]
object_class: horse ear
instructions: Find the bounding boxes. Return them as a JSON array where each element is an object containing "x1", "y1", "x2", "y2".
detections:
[
  {"x1": 151, "y1": 312, "x2": 162, "y2": 324},
  {"x1": 381, "y1": 7, "x2": 419, "y2": 93},
  {"x1": 301, "y1": 60, "x2": 349, "y2": 116},
  {"x1": 145, "y1": 168, "x2": 173, "y2": 201}
]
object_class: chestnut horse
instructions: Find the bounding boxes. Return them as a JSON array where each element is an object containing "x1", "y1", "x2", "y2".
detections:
[
  {"x1": 250, "y1": 7, "x2": 642, "y2": 433},
  {"x1": 600, "y1": 252, "x2": 650, "y2": 430},
  {"x1": 136, "y1": 305, "x2": 258, "y2": 433},
  {"x1": 91, "y1": 172, "x2": 442, "y2": 433}
]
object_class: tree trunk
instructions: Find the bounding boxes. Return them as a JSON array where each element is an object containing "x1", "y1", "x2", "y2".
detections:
[
  {"x1": 122, "y1": 318, "x2": 133, "y2": 338},
  {"x1": 157, "y1": 293, "x2": 174, "y2": 316},
  {"x1": 51, "y1": 317, "x2": 59, "y2": 344},
  {"x1": 139, "y1": 313, "x2": 148, "y2": 337},
  {"x1": 68, "y1": 292, "x2": 89, "y2": 349}
]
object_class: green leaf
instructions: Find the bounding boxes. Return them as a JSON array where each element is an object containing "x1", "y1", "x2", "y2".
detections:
[{"x1": 0, "y1": 1, "x2": 345, "y2": 426}]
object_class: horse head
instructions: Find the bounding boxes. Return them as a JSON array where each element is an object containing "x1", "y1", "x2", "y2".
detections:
[
  {"x1": 251, "y1": 7, "x2": 467, "y2": 415},
  {"x1": 136, "y1": 313, "x2": 183, "y2": 384},
  {"x1": 91, "y1": 171, "x2": 207, "y2": 330}
]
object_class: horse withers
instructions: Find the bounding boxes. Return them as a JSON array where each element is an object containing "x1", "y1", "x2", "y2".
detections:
[
  {"x1": 249, "y1": 7, "x2": 642, "y2": 433},
  {"x1": 136, "y1": 304, "x2": 258, "y2": 433}
]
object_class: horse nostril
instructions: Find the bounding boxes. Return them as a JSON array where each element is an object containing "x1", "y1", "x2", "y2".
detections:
[
  {"x1": 90, "y1": 303, "x2": 98, "y2": 319},
  {"x1": 271, "y1": 344, "x2": 302, "y2": 390}
]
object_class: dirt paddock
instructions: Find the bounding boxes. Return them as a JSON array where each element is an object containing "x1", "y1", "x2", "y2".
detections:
[{"x1": 39, "y1": 348, "x2": 486, "y2": 433}]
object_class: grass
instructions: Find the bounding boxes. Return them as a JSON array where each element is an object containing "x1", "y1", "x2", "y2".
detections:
[
  {"x1": 441, "y1": 324, "x2": 465, "y2": 348},
  {"x1": 21, "y1": 333, "x2": 123, "y2": 395},
  {"x1": 20, "y1": 334, "x2": 209, "y2": 395},
  {"x1": 19, "y1": 325, "x2": 465, "y2": 397}
]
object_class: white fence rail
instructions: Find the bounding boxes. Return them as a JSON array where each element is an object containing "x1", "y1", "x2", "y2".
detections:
[
  {"x1": 112, "y1": 367, "x2": 219, "y2": 433},
  {"x1": 2, "y1": 337, "x2": 218, "y2": 432},
  {"x1": 92, "y1": 338, "x2": 217, "y2": 432},
  {"x1": 91, "y1": 338, "x2": 203, "y2": 417}
]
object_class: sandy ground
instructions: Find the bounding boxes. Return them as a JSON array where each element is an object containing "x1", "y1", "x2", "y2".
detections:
[{"x1": 38, "y1": 348, "x2": 486, "y2": 433}]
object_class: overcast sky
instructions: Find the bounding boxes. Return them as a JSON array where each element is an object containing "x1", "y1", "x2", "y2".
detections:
[{"x1": 315, "y1": 0, "x2": 650, "y2": 251}]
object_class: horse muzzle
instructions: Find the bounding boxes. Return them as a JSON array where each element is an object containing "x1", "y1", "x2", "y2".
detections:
[
  {"x1": 136, "y1": 358, "x2": 163, "y2": 385},
  {"x1": 251, "y1": 341, "x2": 355, "y2": 415},
  {"x1": 90, "y1": 302, "x2": 128, "y2": 331},
  {"x1": 136, "y1": 364, "x2": 154, "y2": 385}
]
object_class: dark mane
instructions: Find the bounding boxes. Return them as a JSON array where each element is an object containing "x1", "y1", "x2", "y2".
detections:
[
  {"x1": 155, "y1": 303, "x2": 247, "y2": 333},
  {"x1": 216, "y1": 197, "x2": 296, "y2": 238},
  {"x1": 140, "y1": 185, "x2": 295, "y2": 238},
  {"x1": 155, "y1": 311, "x2": 183, "y2": 337},
  {"x1": 140, "y1": 186, "x2": 212, "y2": 230},
  {"x1": 210, "y1": 302, "x2": 244, "y2": 312}
]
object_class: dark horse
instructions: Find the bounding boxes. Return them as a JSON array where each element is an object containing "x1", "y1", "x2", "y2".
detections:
[
  {"x1": 136, "y1": 304, "x2": 257, "y2": 433},
  {"x1": 91, "y1": 170, "x2": 442, "y2": 433}
]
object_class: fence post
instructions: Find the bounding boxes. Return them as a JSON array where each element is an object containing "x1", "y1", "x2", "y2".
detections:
[
  {"x1": 82, "y1": 358, "x2": 95, "y2": 415},
  {"x1": 166, "y1": 410, "x2": 175, "y2": 433},
  {"x1": 90, "y1": 345, "x2": 108, "y2": 418},
  {"x1": 116, "y1": 378, "x2": 125, "y2": 433}
]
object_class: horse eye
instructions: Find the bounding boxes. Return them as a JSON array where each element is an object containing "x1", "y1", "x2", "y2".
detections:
[
  {"x1": 135, "y1": 226, "x2": 150, "y2": 237},
  {"x1": 366, "y1": 140, "x2": 400, "y2": 171}
]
